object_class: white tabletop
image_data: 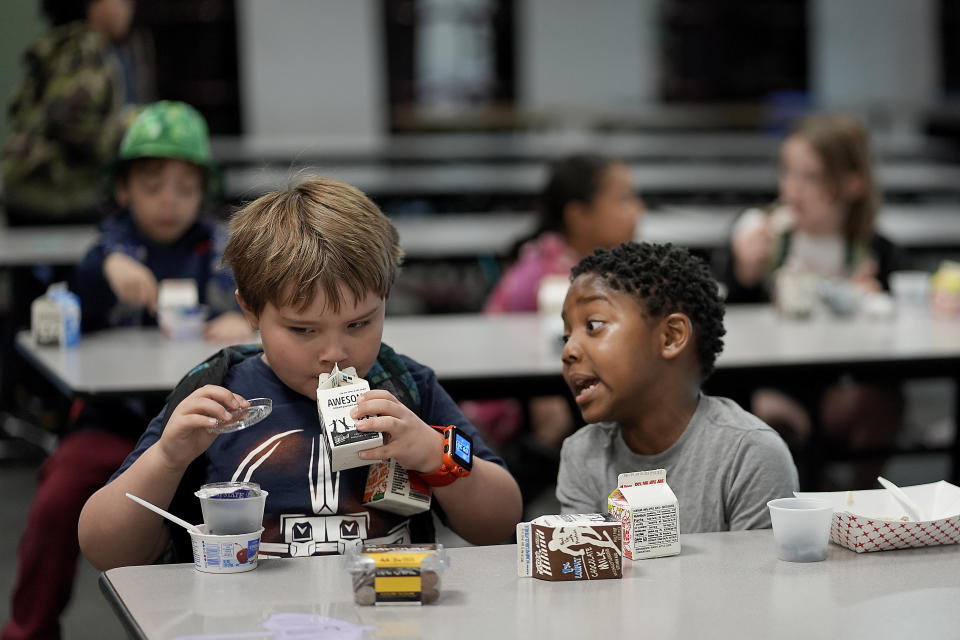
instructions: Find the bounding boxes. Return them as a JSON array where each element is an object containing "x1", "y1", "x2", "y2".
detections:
[
  {"x1": 17, "y1": 305, "x2": 960, "y2": 398},
  {"x1": 100, "y1": 530, "x2": 960, "y2": 640},
  {"x1": 382, "y1": 305, "x2": 960, "y2": 380},
  {"x1": 15, "y1": 329, "x2": 228, "y2": 398},
  {"x1": 0, "y1": 204, "x2": 955, "y2": 270},
  {"x1": 0, "y1": 225, "x2": 98, "y2": 266}
]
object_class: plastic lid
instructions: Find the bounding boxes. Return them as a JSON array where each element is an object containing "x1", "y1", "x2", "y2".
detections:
[{"x1": 208, "y1": 398, "x2": 272, "y2": 434}]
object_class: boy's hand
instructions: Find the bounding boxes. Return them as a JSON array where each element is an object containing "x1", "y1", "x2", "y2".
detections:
[
  {"x1": 157, "y1": 385, "x2": 250, "y2": 470},
  {"x1": 103, "y1": 252, "x2": 159, "y2": 314},
  {"x1": 204, "y1": 311, "x2": 255, "y2": 343},
  {"x1": 351, "y1": 390, "x2": 444, "y2": 473}
]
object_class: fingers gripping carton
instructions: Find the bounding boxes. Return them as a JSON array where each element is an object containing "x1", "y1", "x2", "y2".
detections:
[
  {"x1": 608, "y1": 469, "x2": 681, "y2": 560},
  {"x1": 363, "y1": 459, "x2": 432, "y2": 516},
  {"x1": 516, "y1": 513, "x2": 623, "y2": 581},
  {"x1": 317, "y1": 364, "x2": 382, "y2": 472}
]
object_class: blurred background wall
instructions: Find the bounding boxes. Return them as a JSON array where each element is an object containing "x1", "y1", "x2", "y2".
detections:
[{"x1": 3, "y1": 0, "x2": 950, "y2": 141}]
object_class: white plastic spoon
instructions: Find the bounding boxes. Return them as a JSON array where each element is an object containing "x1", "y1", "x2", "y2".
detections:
[
  {"x1": 876, "y1": 477, "x2": 924, "y2": 522},
  {"x1": 125, "y1": 492, "x2": 202, "y2": 533}
]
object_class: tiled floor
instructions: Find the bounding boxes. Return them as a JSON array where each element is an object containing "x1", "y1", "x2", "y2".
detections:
[{"x1": 0, "y1": 461, "x2": 128, "y2": 640}]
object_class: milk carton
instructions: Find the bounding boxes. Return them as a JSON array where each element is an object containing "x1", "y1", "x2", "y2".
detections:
[
  {"x1": 30, "y1": 283, "x2": 80, "y2": 347},
  {"x1": 607, "y1": 469, "x2": 681, "y2": 560},
  {"x1": 516, "y1": 513, "x2": 623, "y2": 581},
  {"x1": 316, "y1": 364, "x2": 382, "y2": 472},
  {"x1": 157, "y1": 279, "x2": 204, "y2": 339},
  {"x1": 363, "y1": 459, "x2": 432, "y2": 516}
]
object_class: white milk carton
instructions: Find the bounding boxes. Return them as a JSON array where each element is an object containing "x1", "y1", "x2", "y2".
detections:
[
  {"x1": 362, "y1": 459, "x2": 432, "y2": 516},
  {"x1": 316, "y1": 364, "x2": 382, "y2": 472},
  {"x1": 157, "y1": 279, "x2": 204, "y2": 339},
  {"x1": 30, "y1": 283, "x2": 80, "y2": 347},
  {"x1": 607, "y1": 469, "x2": 681, "y2": 560}
]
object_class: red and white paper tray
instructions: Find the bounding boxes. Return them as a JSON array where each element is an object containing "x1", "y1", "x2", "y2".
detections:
[{"x1": 795, "y1": 481, "x2": 960, "y2": 553}]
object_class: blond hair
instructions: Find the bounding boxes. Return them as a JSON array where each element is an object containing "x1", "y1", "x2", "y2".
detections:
[
  {"x1": 223, "y1": 177, "x2": 403, "y2": 315},
  {"x1": 788, "y1": 113, "x2": 879, "y2": 240}
]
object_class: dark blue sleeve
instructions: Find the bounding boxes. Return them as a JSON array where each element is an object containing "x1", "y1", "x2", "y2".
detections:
[
  {"x1": 70, "y1": 242, "x2": 120, "y2": 333},
  {"x1": 203, "y1": 222, "x2": 241, "y2": 318},
  {"x1": 108, "y1": 405, "x2": 167, "y2": 483},
  {"x1": 400, "y1": 354, "x2": 507, "y2": 471}
]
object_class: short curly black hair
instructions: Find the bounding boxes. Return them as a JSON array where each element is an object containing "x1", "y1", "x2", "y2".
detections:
[{"x1": 570, "y1": 242, "x2": 726, "y2": 380}]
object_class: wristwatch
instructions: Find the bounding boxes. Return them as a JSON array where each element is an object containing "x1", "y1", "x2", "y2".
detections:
[{"x1": 415, "y1": 425, "x2": 474, "y2": 487}]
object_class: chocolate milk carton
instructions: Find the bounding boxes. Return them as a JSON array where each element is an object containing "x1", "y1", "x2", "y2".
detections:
[
  {"x1": 316, "y1": 364, "x2": 382, "y2": 472},
  {"x1": 516, "y1": 513, "x2": 623, "y2": 581},
  {"x1": 608, "y1": 469, "x2": 681, "y2": 560},
  {"x1": 363, "y1": 459, "x2": 432, "y2": 516}
]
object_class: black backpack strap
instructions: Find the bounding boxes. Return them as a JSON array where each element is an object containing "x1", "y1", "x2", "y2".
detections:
[
  {"x1": 368, "y1": 343, "x2": 442, "y2": 542},
  {"x1": 367, "y1": 342, "x2": 420, "y2": 412}
]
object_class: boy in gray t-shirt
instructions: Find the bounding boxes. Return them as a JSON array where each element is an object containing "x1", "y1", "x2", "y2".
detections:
[{"x1": 556, "y1": 242, "x2": 798, "y2": 532}]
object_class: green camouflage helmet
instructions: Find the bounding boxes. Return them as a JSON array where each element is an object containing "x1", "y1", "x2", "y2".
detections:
[{"x1": 117, "y1": 100, "x2": 212, "y2": 168}]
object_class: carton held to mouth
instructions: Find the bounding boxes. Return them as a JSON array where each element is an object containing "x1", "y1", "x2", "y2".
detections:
[
  {"x1": 608, "y1": 469, "x2": 681, "y2": 560},
  {"x1": 317, "y1": 364, "x2": 382, "y2": 472},
  {"x1": 516, "y1": 513, "x2": 623, "y2": 581},
  {"x1": 363, "y1": 459, "x2": 432, "y2": 516}
]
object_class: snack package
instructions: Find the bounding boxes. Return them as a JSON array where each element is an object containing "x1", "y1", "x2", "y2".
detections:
[
  {"x1": 363, "y1": 459, "x2": 432, "y2": 516},
  {"x1": 608, "y1": 469, "x2": 681, "y2": 560},
  {"x1": 342, "y1": 543, "x2": 448, "y2": 605},
  {"x1": 316, "y1": 363, "x2": 381, "y2": 472},
  {"x1": 30, "y1": 282, "x2": 80, "y2": 347},
  {"x1": 516, "y1": 513, "x2": 623, "y2": 581},
  {"x1": 930, "y1": 260, "x2": 960, "y2": 317}
]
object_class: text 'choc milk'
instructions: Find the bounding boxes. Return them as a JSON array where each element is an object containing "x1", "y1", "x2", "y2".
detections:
[
  {"x1": 608, "y1": 469, "x2": 681, "y2": 560},
  {"x1": 516, "y1": 513, "x2": 623, "y2": 580}
]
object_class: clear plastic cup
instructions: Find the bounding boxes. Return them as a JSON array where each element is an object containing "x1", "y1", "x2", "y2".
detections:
[
  {"x1": 195, "y1": 482, "x2": 268, "y2": 535},
  {"x1": 767, "y1": 497, "x2": 834, "y2": 562},
  {"x1": 889, "y1": 271, "x2": 931, "y2": 309}
]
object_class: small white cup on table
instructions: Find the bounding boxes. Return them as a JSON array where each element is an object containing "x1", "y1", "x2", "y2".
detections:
[{"x1": 767, "y1": 497, "x2": 833, "y2": 562}]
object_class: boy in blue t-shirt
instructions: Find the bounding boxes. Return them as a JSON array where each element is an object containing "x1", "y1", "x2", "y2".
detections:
[{"x1": 78, "y1": 177, "x2": 523, "y2": 569}]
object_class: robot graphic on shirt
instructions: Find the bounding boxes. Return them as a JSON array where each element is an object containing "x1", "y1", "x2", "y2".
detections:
[{"x1": 231, "y1": 429, "x2": 410, "y2": 557}]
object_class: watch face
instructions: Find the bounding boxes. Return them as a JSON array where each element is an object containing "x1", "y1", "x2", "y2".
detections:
[{"x1": 450, "y1": 429, "x2": 473, "y2": 471}]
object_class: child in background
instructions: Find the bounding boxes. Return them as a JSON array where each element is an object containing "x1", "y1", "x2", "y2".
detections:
[
  {"x1": 720, "y1": 113, "x2": 903, "y2": 480},
  {"x1": 78, "y1": 177, "x2": 522, "y2": 570},
  {"x1": 465, "y1": 154, "x2": 643, "y2": 507},
  {"x1": 557, "y1": 242, "x2": 798, "y2": 531},
  {"x1": 2, "y1": 0, "x2": 136, "y2": 225},
  {"x1": 485, "y1": 154, "x2": 643, "y2": 313},
  {"x1": 71, "y1": 100, "x2": 250, "y2": 339},
  {"x1": 2, "y1": 100, "x2": 252, "y2": 640}
]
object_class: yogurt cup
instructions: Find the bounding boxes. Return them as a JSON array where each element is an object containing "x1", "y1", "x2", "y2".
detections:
[{"x1": 189, "y1": 525, "x2": 263, "y2": 574}]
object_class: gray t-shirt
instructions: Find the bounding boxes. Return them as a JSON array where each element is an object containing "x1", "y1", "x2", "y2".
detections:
[{"x1": 556, "y1": 394, "x2": 798, "y2": 533}]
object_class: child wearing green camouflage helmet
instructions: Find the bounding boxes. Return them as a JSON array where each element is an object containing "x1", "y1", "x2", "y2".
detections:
[
  {"x1": 74, "y1": 100, "x2": 249, "y2": 339},
  {"x1": 3, "y1": 101, "x2": 253, "y2": 640}
]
